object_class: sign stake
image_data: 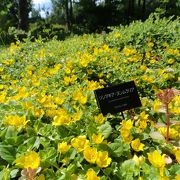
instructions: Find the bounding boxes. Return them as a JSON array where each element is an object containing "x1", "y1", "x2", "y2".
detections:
[{"x1": 121, "y1": 112, "x2": 125, "y2": 119}]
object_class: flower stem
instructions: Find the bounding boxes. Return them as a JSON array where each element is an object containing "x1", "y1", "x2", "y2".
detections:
[{"x1": 165, "y1": 102, "x2": 170, "y2": 143}]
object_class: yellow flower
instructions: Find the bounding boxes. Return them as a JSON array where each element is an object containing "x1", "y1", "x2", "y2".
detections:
[
  {"x1": 102, "y1": 44, "x2": 109, "y2": 51},
  {"x1": 0, "y1": 92, "x2": 6, "y2": 103},
  {"x1": 58, "y1": 142, "x2": 71, "y2": 154},
  {"x1": 0, "y1": 84, "x2": 4, "y2": 90},
  {"x1": 86, "y1": 80, "x2": 103, "y2": 91},
  {"x1": 52, "y1": 109, "x2": 72, "y2": 126},
  {"x1": 54, "y1": 96, "x2": 65, "y2": 105},
  {"x1": 169, "y1": 95, "x2": 180, "y2": 114},
  {"x1": 114, "y1": 32, "x2": 121, "y2": 38},
  {"x1": 83, "y1": 147, "x2": 98, "y2": 164},
  {"x1": 120, "y1": 128, "x2": 130, "y2": 138},
  {"x1": 94, "y1": 114, "x2": 105, "y2": 124},
  {"x1": 22, "y1": 101, "x2": 33, "y2": 110},
  {"x1": 4, "y1": 115, "x2": 27, "y2": 128},
  {"x1": 148, "y1": 150, "x2": 165, "y2": 168},
  {"x1": 131, "y1": 138, "x2": 145, "y2": 152},
  {"x1": 120, "y1": 128, "x2": 133, "y2": 144},
  {"x1": 52, "y1": 114, "x2": 71, "y2": 126},
  {"x1": 36, "y1": 49, "x2": 45, "y2": 59},
  {"x1": 150, "y1": 59, "x2": 157, "y2": 64},
  {"x1": 35, "y1": 174, "x2": 45, "y2": 180},
  {"x1": 175, "y1": 150, "x2": 180, "y2": 164},
  {"x1": 15, "y1": 151, "x2": 40, "y2": 169},
  {"x1": 120, "y1": 119, "x2": 134, "y2": 144},
  {"x1": 71, "y1": 75, "x2": 77, "y2": 82},
  {"x1": 147, "y1": 42, "x2": 154, "y2": 48},
  {"x1": 123, "y1": 48, "x2": 136, "y2": 56},
  {"x1": 153, "y1": 100, "x2": 163, "y2": 113},
  {"x1": 152, "y1": 85, "x2": 159, "y2": 93},
  {"x1": 158, "y1": 127, "x2": 179, "y2": 140},
  {"x1": 87, "y1": 69, "x2": 93, "y2": 75},
  {"x1": 31, "y1": 78, "x2": 40, "y2": 87},
  {"x1": 140, "y1": 111, "x2": 149, "y2": 120},
  {"x1": 170, "y1": 107, "x2": 180, "y2": 114},
  {"x1": 3, "y1": 59, "x2": 14, "y2": 65},
  {"x1": 167, "y1": 58, "x2": 175, "y2": 64},
  {"x1": 136, "y1": 111, "x2": 149, "y2": 132},
  {"x1": 132, "y1": 155, "x2": 145, "y2": 166},
  {"x1": 32, "y1": 108, "x2": 45, "y2": 117},
  {"x1": 92, "y1": 133, "x2": 104, "y2": 144},
  {"x1": 73, "y1": 90, "x2": 87, "y2": 104},
  {"x1": 159, "y1": 166, "x2": 165, "y2": 178},
  {"x1": 72, "y1": 110, "x2": 82, "y2": 122},
  {"x1": 175, "y1": 174, "x2": 180, "y2": 180},
  {"x1": 62, "y1": 157, "x2": 70, "y2": 165},
  {"x1": 64, "y1": 76, "x2": 71, "y2": 85},
  {"x1": 86, "y1": 168, "x2": 100, "y2": 180},
  {"x1": 138, "y1": 120, "x2": 147, "y2": 131},
  {"x1": 121, "y1": 119, "x2": 133, "y2": 130},
  {"x1": 80, "y1": 52, "x2": 93, "y2": 67},
  {"x1": 141, "y1": 75, "x2": 155, "y2": 83},
  {"x1": 65, "y1": 67, "x2": 71, "y2": 74},
  {"x1": 0, "y1": 66, "x2": 4, "y2": 72},
  {"x1": 146, "y1": 52, "x2": 151, "y2": 58},
  {"x1": 140, "y1": 65, "x2": 147, "y2": 71},
  {"x1": 173, "y1": 96, "x2": 180, "y2": 107},
  {"x1": 71, "y1": 136, "x2": 90, "y2": 152},
  {"x1": 54, "y1": 63, "x2": 61, "y2": 70},
  {"x1": 96, "y1": 151, "x2": 111, "y2": 168}
]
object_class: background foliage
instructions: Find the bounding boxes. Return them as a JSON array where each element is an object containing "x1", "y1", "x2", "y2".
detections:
[{"x1": 0, "y1": 0, "x2": 180, "y2": 45}]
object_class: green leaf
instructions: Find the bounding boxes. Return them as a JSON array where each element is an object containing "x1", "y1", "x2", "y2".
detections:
[
  {"x1": 44, "y1": 169, "x2": 57, "y2": 180},
  {"x1": 39, "y1": 124, "x2": 53, "y2": 137},
  {"x1": 5, "y1": 126, "x2": 17, "y2": 139},
  {"x1": 40, "y1": 137, "x2": 51, "y2": 148},
  {"x1": 120, "y1": 160, "x2": 138, "y2": 177},
  {"x1": 108, "y1": 140, "x2": 130, "y2": 157},
  {"x1": 23, "y1": 136, "x2": 40, "y2": 150},
  {"x1": 40, "y1": 147, "x2": 58, "y2": 168},
  {"x1": 0, "y1": 168, "x2": 10, "y2": 180},
  {"x1": 87, "y1": 122, "x2": 98, "y2": 138},
  {"x1": 10, "y1": 169, "x2": 19, "y2": 178},
  {"x1": 56, "y1": 164, "x2": 76, "y2": 180},
  {"x1": 0, "y1": 144, "x2": 16, "y2": 164},
  {"x1": 140, "y1": 162, "x2": 151, "y2": 175},
  {"x1": 103, "y1": 167, "x2": 113, "y2": 176},
  {"x1": 32, "y1": 136, "x2": 40, "y2": 149},
  {"x1": 109, "y1": 143, "x2": 124, "y2": 157},
  {"x1": 169, "y1": 164, "x2": 180, "y2": 176},
  {"x1": 150, "y1": 131, "x2": 165, "y2": 141},
  {"x1": 69, "y1": 149, "x2": 77, "y2": 160},
  {"x1": 98, "y1": 122, "x2": 112, "y2": 138}
]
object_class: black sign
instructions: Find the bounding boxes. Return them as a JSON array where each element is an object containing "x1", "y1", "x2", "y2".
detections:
[{"x1": 94, "y1": 81, "x2": 142, "y2": 116}]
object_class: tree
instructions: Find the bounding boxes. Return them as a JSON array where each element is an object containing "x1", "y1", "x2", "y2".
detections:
[
  {"x1": 49, "y1": 0, "x2": 180, "y2": 33},
  {"x1": 51, "y1": 0, "x2": 74, "y2": 30},
  {"x1": 0, "y1": 0, "x2": 32, "y2": 31},
  {"x1": 18, "y1": 0, "x2": 29, "y2": 31},
  {"x1": 0, "y1": 0, "x2": 18, "y2": 31}
]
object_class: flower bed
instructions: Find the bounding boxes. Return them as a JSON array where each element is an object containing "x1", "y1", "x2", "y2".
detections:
[{"x1": 0, "y1": 16, "x2": 179, "y2": 179}]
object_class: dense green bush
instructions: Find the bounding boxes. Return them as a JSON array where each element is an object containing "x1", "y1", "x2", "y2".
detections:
[
  {"x1": 29, "y1": 22, "x2": 69, "y2": 41},
  {"x1": 0, "y1": 23, "x2": 69, "y2": 46}
]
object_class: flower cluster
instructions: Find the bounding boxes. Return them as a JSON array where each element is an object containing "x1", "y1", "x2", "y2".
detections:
[{"x1": 71, "y1": 136, "x2": 111, "y2": 168}]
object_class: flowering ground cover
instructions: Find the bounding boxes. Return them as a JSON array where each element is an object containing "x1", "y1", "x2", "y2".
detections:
[{"x1": 0, "y1": 16, "x2": 179, "y2": 179}]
